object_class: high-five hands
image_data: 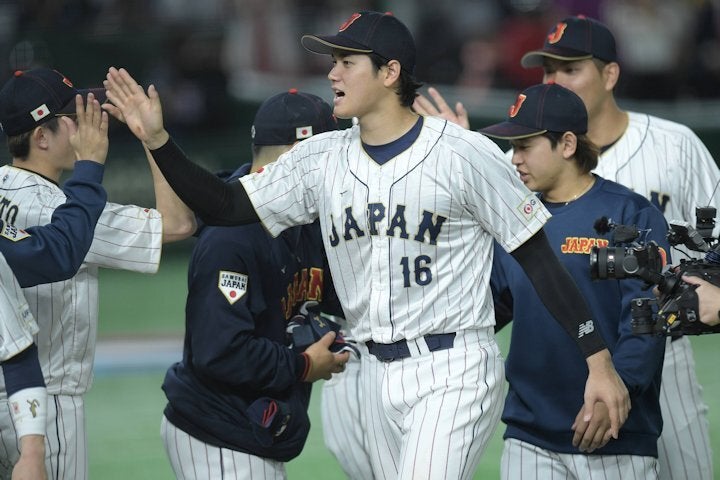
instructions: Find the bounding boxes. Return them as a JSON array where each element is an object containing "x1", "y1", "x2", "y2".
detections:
[{"x1": 102, "y1": 67, "x2": 169, "y2": 149}]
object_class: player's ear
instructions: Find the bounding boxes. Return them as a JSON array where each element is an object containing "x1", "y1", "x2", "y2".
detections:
[
  {"x1": 31, "y1": 126, "x2": 50, "y2": 151},
  {"x1": 382, "y1": 59, "x2": 402, "y2": 87},
  {"x1": 602, "y1": 62, "x2": 620, "y2": 93},
  {"x1": 561, "y1": 131, "x2": 578, "y2": 159}
]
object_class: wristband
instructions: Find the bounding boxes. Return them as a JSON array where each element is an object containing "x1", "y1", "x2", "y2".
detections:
[{"x1": 9, "y1": 387, "x2": 47, "y2": 438}]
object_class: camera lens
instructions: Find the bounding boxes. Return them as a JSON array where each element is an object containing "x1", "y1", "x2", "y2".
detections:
[{"x1": 590, "y1": 246, "x2": 626, "y2": 279}]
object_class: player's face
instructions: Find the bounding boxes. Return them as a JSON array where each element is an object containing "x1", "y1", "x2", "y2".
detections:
[
  {"x1": 541, "y1": 59, "x2": 608, "y2": 120},
  {"x1": 510, "y1": 135, "x2": 565, "y2": 194},
  {"x1": 328, "y1": 53, "x2": 385, "y2": 119}
]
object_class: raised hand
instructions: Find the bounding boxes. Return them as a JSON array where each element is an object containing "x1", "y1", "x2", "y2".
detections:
[
  {"x1": 103, "y1": 67, "x2": 168, "y2": 149},
  {"x1": 68, "y1": 92, "x2": 109, "y2": 165},
  {"x1": 413, "y1": 87, "x2": 470, "y2": 130}
]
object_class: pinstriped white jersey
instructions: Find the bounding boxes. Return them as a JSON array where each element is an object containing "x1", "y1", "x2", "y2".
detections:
[
  {"x1": 595, "y1": 112, "x2": 720, "y2": 241},
  {"x1": 593, "y1": 111, "x2": 717, "y2": 480},
  {"x1": 0, "y1": 165, "x2": 163, "y2": 396},
  {"x1": 0, "y1": 252, "x2": 38, "y2": 361},
  {"x1": 241, "y1": 116, "x2": 550, "y2": 343}
]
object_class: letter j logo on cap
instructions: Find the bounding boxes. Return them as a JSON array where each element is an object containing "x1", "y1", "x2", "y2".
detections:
[
  {"x1": 547, "y1": 22, "x2": 568, "y2": 44},
  {"x1": 508, "y1": 94, "x2": 527, "y2": 118}
]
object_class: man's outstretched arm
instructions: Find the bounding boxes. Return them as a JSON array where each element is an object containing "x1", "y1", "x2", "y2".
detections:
[
  {"x1": 103, "y1": 67, "x2": 258, "y2": 226},
  {"x1": 511, "y1": 228, "x2": 631, "y2": 438}
]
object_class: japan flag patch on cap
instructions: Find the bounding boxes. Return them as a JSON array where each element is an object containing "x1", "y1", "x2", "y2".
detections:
[
  {"x1": 218, "y1": 270, "x2": 248, "y2": 305},
  {"x1": 30, "y1": 104, "x2": 50, "y2": 122},
  {"x1": 296, "y1": 126, "x2": 313, "y2": 140}
]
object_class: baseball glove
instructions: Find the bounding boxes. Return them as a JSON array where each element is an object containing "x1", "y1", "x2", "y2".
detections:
[{"x1": 287, "y1": 304, "x2": 359, "y2": 357}]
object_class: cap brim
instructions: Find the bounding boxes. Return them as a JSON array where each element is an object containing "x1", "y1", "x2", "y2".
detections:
[
  {"x1": 301, "y1": 34, "x2": 373, "y2": 56},
  {"x1": 478, "y1": 122, "x2": 547, "y2": 140},
  {"x1": 58, "y1": 88, "x2": 108, "y2": 114},
  {"x1": 520, "y1": 49, "x2": 593, "y2": 68}
]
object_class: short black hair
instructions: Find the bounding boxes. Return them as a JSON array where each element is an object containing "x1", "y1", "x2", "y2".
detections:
[
  {"x1": 368, "y1": 53, "x2": 422, "y2": 107},
  {"x1": 7, "y1": 117, "x2": 60, "y2": 159},
  {"x1": 543, "y1": 131, "x2": 599, "y2": 173}
]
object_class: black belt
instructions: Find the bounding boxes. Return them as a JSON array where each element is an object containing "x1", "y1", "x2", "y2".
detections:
[{"x1": 365, "y1": 333, "x2": 456, "y2": 362}]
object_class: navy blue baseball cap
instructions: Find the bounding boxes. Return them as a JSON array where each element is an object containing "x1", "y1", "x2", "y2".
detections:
[
  {"x1": 478, "y1": 83, "x2": 588, "y2": 140},
  {"x1": 301, "y1": 11, "x2": 416, "y2": 74},
  {"x1": 521, "y1": 16, "x2": 617, "y2": 68},
  {"x1": 251, "y1": 89, "x2": 337, "y2": 146},
  {"x1": 0, "y1": 68, "x2": 106, "y2": 136}
]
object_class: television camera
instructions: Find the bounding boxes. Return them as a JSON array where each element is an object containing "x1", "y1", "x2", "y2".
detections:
[{"x1": 589, "y1": 207, "x2": 720, "y2": 336}]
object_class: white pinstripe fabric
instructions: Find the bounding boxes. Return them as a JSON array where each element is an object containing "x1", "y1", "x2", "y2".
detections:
[
  {"x1": 0, "y1": 165, "x2": 163, "y2": 398},
  {"x1": 0, "y1": 164, "x2": 163, "y2": 479},
  {"x1": 656, "y1": 336, "x2": 712, "y2": 480},
  {"x1": 358, "y1": 329, "x2": 504, "y2": 480},
  {"x1": 0, "y1": 253, "x2": 37, "y2": 361},
  {"x1": 0, "y1": 394, "x2": 86, "y2": 480},
  {"x1": 501, "y1": 438, "x2": 659, "y2": 480},
  {"x1": 320, "y1": 353, "x2": 374, "y2": 480},
  {"x1": 161, "y1": 416, "x2": 287, "y2": 480},
  {"x1": 594, "y1": 112, "x2": 716, "y2": 480},
  {"x1": 241, "y1": 118, "x2": 550, "y2": 345}
]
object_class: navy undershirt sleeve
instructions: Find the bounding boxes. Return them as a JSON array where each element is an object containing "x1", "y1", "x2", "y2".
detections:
[
  {"x1": 511, "y1": 229, "x2": 607, "y2": 357},
  {"x1": 1, "y1": 344, "x2": 45, "y2": 397},
  {"x1": 151, "y1": 139, "x2": 259, "y2": 226}
]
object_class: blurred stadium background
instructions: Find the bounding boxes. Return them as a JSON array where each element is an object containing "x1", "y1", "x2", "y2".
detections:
[{"x1": 0, "y1": 0, "x2": 718, "y2": 477}]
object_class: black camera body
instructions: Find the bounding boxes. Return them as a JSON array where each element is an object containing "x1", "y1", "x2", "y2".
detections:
[
  {"x1": 590, "y1": 207, "x2": 720, "y2": 336},
  {"x1": 630, "y1": 260, "x2": 720, "y2": 336}
]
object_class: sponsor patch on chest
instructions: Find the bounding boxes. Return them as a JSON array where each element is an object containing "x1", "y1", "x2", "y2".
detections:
[
  {"x1": 218, "y1": 270, "x2": 248, "y2": 305},
  {"x1": 0, "y1": 221, "x2": 30, "y2": 242}
]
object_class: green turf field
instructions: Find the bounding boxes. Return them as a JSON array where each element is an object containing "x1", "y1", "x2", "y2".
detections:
[{"x1": 90, "y1": 253, "x2": 719, "y2": 479}]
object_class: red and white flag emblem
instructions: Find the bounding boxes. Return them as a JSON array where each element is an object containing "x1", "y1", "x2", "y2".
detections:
[
  {"x1": 296, "y1": 126, "x2": 313, "y2": 140},
  {"x1": 30, "y1": 104, "x2": 50, "y2": 122},
  {"x1": 218, "y1": 270, "x2": 247, "y2": 305}
]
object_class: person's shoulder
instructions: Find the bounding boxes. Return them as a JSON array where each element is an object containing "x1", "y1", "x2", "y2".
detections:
[
  {"x1": 276, "y1": 128, "x2": 353, "y2": 164},
  {"x1": 597, "y1": 176, "x2": 655, "y2": 209},
  {"x1": 627, "y1": 110, "x2": 698, "y2": 139},
  {"x1": 0, "y1": 165, "x2": 56, "y2": 189},
  {"x1": 423, "y1": 116, "x2": 499, "y2": 152},
  {"x1": 423, "y1": 115, "x2": 475, "y2": 138},
  {"x1": 198, "y1": 221, "x2": 266, "y2": 248}
]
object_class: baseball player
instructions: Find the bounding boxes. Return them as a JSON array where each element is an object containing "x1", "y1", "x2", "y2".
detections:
[
  {"x1": 0, "y1": 91, "x2": 109, "y2": 480},
  {"x1": 159, "y1": 89, "x2": 350, "y2": 479},
  {"x1": 520, "y1": 17, "x2": 717, "y2": 480},
  {"x1": 104, "y1": 11, "x2": 632, "y2": 480},
  {"x1": 481, "y1": 83, "x2": 667, "y2": 480},
  {"x1": 414, "y1": 16, "x2": 718, "y2": 479},
  {"x1": 0, "y1": 67, "x2": 196, "y2": 480}
]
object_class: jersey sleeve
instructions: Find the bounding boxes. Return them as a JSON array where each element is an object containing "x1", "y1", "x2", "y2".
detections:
[
  {"x1": 240, "y1": 140, "x2": 323, "y2": 237},
  {"x1": 185, "y1": 231, "x2": 303, "y2": 393},
  {"x1": 84, "y1": 202, "x2": 163, "y2": 273},
  {"x1": 459, "y1": 134, "x2": 551, "y2": 252},
  {"x1": 679, "y1": 130, "x2": 720, "y2": 228},
  {"x1": 1, "y1": 161, "x2": 107, "y2": 287},
  {"x1": 0, "y1": 254, "x2": 38, "y2": 361}
]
